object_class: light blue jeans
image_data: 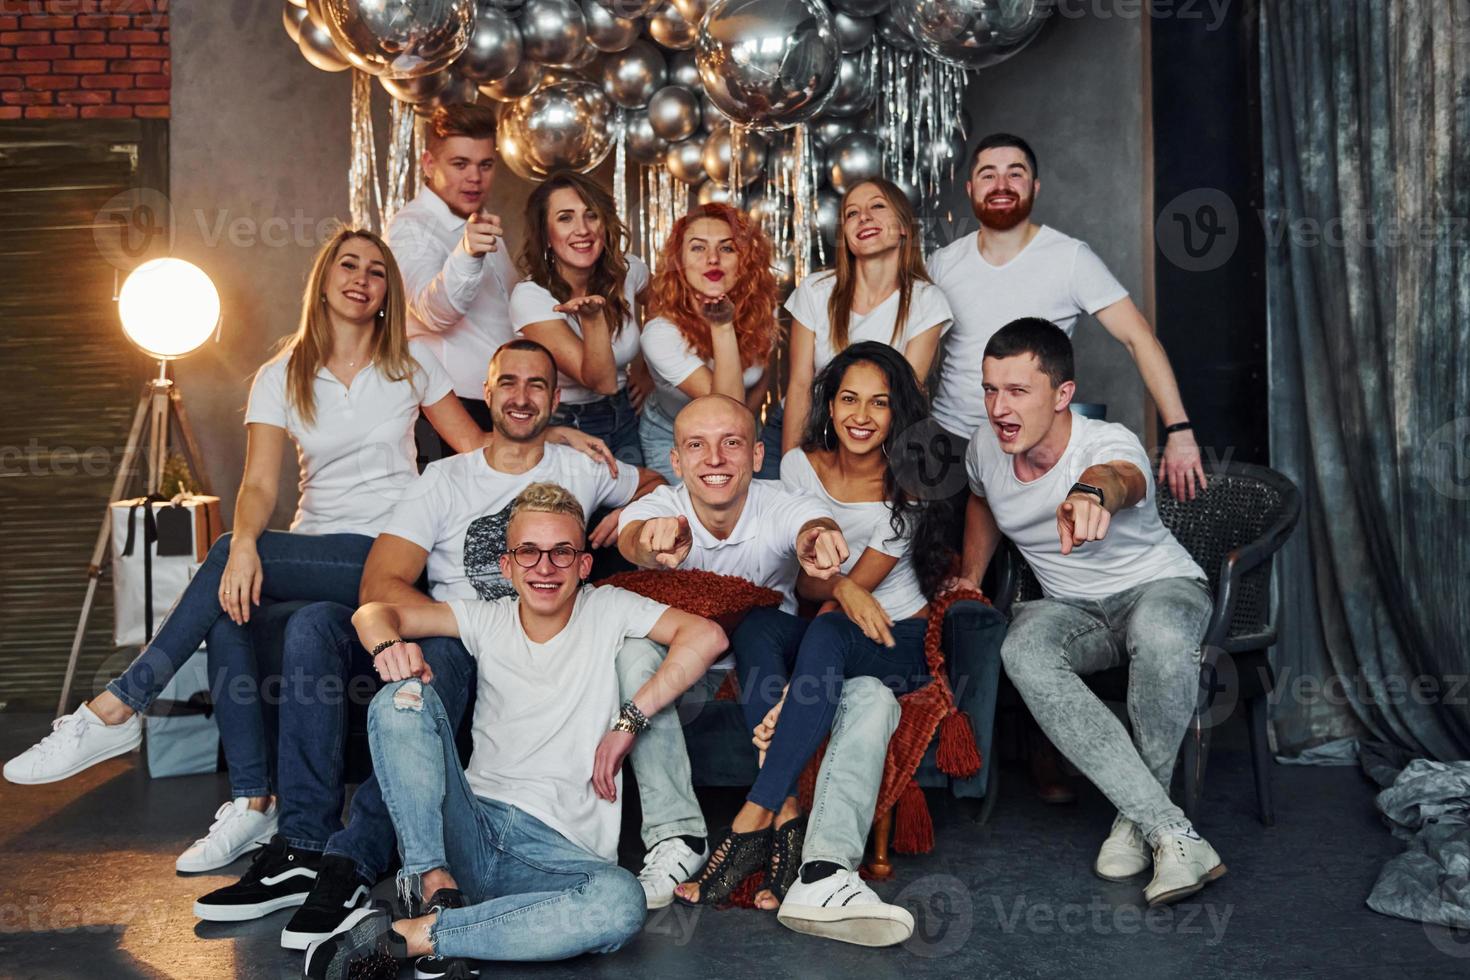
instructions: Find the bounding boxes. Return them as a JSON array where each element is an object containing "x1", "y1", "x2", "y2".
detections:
[
  {"x1": 368, "y1": 680, "x2": 645, "y2": 962},
  {"x1": 1001, "y1": 576, "x2": 1212, "y2": 843},
  {"x1": 615, "y1": 637, "x2": 897, "y2": 870}
]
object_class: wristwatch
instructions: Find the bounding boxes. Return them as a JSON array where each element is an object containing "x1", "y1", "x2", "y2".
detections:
[{"x1": 1067, "y1": 482, "x2": 1106, "y2": 508}]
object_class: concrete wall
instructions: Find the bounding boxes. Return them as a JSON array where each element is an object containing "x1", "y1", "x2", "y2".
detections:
[{"x1": 936, "y1": 12, "x2": 1151, "y2": 437}]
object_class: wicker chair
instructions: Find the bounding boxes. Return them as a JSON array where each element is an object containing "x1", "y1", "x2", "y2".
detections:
[{"x1": 992, "y1": 461, "x2": 1302, "y2": 826}]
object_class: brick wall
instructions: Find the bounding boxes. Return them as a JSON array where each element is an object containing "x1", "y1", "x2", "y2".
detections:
[{"x1": 0, "y1": 0, "x2": 168, "y2": 120}]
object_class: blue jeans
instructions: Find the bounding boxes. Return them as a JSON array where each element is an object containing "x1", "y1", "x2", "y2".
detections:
[
  {"x1": 274, "y1": 601, "x2": 475, "y2": 883},
  {"x1": 553, "y1": 389, "x2": 643, "y2": 466},
  {"x1": 1002, "y1": 576, "x2": 1211, "y2": 842},
  {"x1": 105, "y1": 530, "x2": 373, "y2": 798},
  {"x1": 739, "y1": 610, "x2": 930, "y2": 812},
  {"x1": 369, "y1": 680, "x2": 644, "y2": 961}
]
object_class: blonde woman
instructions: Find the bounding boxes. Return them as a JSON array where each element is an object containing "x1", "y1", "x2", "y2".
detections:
[{"x1": 4, "y1": 229, "x2": 523, "y2": 870}]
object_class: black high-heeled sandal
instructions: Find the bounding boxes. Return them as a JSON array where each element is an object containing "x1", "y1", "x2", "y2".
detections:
[
  {"x1": 675, "y1": 826, "x2": 771, "y2": 907},
  {"x1": 762, "y1": 816, "x2": 806, "y2": 905}
]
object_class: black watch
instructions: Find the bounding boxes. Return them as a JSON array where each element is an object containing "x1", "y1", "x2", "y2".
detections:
[{"x1": 1067, "y1": 482, "x2": 1106, "y2": 508}]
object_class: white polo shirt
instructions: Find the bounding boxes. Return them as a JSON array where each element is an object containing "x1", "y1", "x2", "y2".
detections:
[
  {"x1": 510, "y1": 255, "x2": 648, "y2": 406},
  {"x1": 387, "y1": 186, "x2": 520, "y2": 399},
  {"x1": 926, "y1": 226, "x2": 1129, "y2": 437},
  {"x1": 450, "y1": 585, "x2": 668, "y2": 861},
  {"x1": 383, "y1": 443, "x2": 641, "y2": 600},
  {"x1": 784, "y1": 271, "x2": 953, "y2": 374},
  {"x1": 640, "y1": 316, "x2": 765, "y2": 418},
  {"x1": 243, "y1": 339, "x2": 453, "y2": 537},
  {"x1": 779, "y1": 449, "x2": 927, "y2": 620},
  {"x1": 965, "y1": 414, "x2": 1204, "y2": 601},
  {"x1": 618, "y1": 479, "x2": 834, "y2": 615}
]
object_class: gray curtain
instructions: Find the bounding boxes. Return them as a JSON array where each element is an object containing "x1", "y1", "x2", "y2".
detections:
[{"x1": 1262, "y1": 0, "x2": 1470, "y2": 759}]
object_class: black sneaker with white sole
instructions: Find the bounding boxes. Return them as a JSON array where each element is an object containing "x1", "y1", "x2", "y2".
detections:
[
  {"x1": 303, "y1": 903, "x2": 407, "y2": 980},
  {"x1": 280, "y1": 853, "x2": 374, "y2": 951},
  {"x1": 411, "y1": 888, "x2": 479, "y2": 979},
  {"x1": 193, "y1": 835, "x2": 320, "y2": 922}
]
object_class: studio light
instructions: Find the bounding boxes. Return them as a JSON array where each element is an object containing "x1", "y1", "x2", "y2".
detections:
[{"x1": 117, "y1": 257, "x2": 221, "y2": 360}]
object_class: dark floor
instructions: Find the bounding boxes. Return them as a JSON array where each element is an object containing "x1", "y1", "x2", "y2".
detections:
[{"x1": 0, "y1": 711, "x2": 1462, "y2": 980}]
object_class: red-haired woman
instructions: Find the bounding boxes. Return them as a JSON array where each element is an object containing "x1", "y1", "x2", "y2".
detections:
[
  {"x1": 639, "y1": 203, "x2": 782, "y2": 482},
  {"x1": 782, "y1": 177, "x2": 952, "y2": 451}
]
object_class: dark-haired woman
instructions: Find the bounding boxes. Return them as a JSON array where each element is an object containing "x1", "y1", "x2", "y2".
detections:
[
  {"x1": 675, "y1": 342, "x2": 958, "y2": 919},
  {"x1": 512, "y1": 170, "x2": 650, "y2": 465},
  {"x1": 639, "y1": 202, "x2": 782, "y2": 482},
  {"x1": 782, "y1": 178, "x2": 952, "y2": 452}
]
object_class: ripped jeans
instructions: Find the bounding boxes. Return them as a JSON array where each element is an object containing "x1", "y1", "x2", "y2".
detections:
[{"x1": 368, "y1": 680, "x2": 645, "y2": 962}]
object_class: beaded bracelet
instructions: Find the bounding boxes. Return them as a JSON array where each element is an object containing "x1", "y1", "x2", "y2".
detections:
[{"x1": 370, "y1": 638, "x2": 404, "y2": 659}]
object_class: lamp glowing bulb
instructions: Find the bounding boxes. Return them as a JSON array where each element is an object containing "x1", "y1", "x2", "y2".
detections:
[{"x1": 118, "y1": 257, "x2": 220, "y2": 360}]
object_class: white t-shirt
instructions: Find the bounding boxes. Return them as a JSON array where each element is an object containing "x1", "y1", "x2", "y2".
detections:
[
  {"x1": 965, "y1": 415, "x2": 1204, "y2": 600},
  {"x1": 779, "y1": 449, "x2": 927, "y2": 620},
  {"x1": 387, "y1": 187, "x2": 520, "y2": 399},
  {"x1": 510, "y1": 256, "x2": 649, "y2": 405},
  {"x1": 926, "y1": 226, "x2": 1129, "y2": 437},
  {"x1": 784, "y1": 271, "x2": 953, "y2": 375},
  {"x1": 383, "y1": 443, "x2": 640, "y2": 601},
  {"x1": 618, "y1": 479, "x2": 834, "y2": 615},
  {"x1": 243, "y1": 339, "x2": 453, "y2": 537},
  {"x1": 449, "y1": 585, "x2": 668, "y2": 861},
  {"x1": 640, "y1": 316, "x2": 765, "y2": 418}
]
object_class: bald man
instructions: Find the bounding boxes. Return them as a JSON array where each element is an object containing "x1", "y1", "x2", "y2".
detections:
[{"x1": 611, "y1": 397, "x2": 912, "y2": 948}]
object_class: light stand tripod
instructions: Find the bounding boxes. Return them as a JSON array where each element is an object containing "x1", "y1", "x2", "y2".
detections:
[{"x1": 55, "y1": 359, "x2": 212, "y2": 717}]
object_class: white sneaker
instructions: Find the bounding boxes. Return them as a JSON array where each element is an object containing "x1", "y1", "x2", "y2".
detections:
[
  {"x1": 636, "y1": 837, "x2": 708, "y2": 909},
  {"x1": 1144, "y1": 829, "x2": 1227, "y2": 906},
  {"x1": 1094, "y1": 813, "x2": 1151, "y2": 881},
  {"x1": 176, "y1": 798, "x2": 278, "y2": 873},
  {"x1": 777, "y1": 869, "x2": 915, "y2": 947},
  {"x1": 3, "y1": 703, "x2": 141, "y2": 785}
]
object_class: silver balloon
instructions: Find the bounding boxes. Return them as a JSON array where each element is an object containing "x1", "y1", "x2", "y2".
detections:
[
  {"x1": 625, "y1": 108, "x2": 670, "y2": 164},
  {"x1": 595, "y1": 0, "x2": 659, "y2": 15},
  {"x1": 552, "y1": 42, "x2": 601, "y2": 69},
  {"x1": 809, "y1": 114, "x2": 855, "y2": 149},
  {"x1": 813, "y1": 187, "x2": 841, "y2": 244},
  {"x1": 319, "y1": 0, "x2": 473, "y2": 78},
  {"x1": 670, "y1": 0, "x2": 707, "y2": 21},
  {"x1": 457, "y1": 6, "x2": 522, "y2": 82},
  {"x1": 664, "y1": 134, "x2": 708, "y2": 184},
  {"x1": 700, "y1": 90, "x2": 727, "y2": 128},
  {"x1": 834, "y1": 0, "x2": 890, "y2": 15},
  {"x1": 283, "y1": 1, "x2": 308, "y2": 43},
  {"x1": 520, "y1": 0, "x2": 588, "y2": 66},
  {"x1": 479, "y1": 59, "x2": 545, "y2": 100},
  {"x1": 582, "y1": 0, "x2": 640, "y2": 52},
  {"x1": 827, "y1": 130, "x2": 882, "y2": 193},
  {"x1": 772, "y1": 253, "x2": 795, "y2": 291},
  {"x1": 599, "y1": 39, "x2": 666, "y2": 109},
  {"x1": 874, "y1": 7, "x2": 917, "y2": 49},
  {"x1": 647, "y1": 1, "x2": 697, "y2": 50},
  {"x1": 833, "y1": 11, "x2": 874, "y2": 51},
  {"x1": 696, "y1": 0, "x2": 841, "y2": 132},
  {"x1": 298, "y1": 14, "x2": 351, "y2": 71},
  {"x1": 745, "y1": 193, "x2": 775, "y2": 224},
  {"x1": 380, "y1": 68, "x2": 451, "y2": 103},
  {"x1": 496, "y1": 79, "x2": 615, "y2": 179},
  {"x1": 899, "y1": 0, "x2": 1052, "y2": 70},
  {"x1": 696, "y1": 179, "x2": 733, "y2": 206},
  {"x1": 700, "y1": 123, "x2": 767, "y2": 185},
  {"x1": 646, "y1": 85, "x2": 701, "y2": 141},
  {"x1": 667, "y1": 48, "x2": 700, "y2": 88},
  {"x1": 824, "y1": 52, "x2": 875, "y2": 116},
  {"x1": 412, "y1": 73, "x2": 482, "y2": 116},
  {"x1": 288, "y1": 0, "x2": 306, "y2": 6}
]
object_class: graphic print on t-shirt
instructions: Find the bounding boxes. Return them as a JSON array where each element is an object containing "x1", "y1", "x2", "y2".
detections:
[{"x1": 464, "y1": 504, "x2": 514, "y2": 599}]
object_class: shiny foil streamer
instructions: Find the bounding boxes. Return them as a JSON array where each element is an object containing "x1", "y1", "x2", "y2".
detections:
[
  {"x1": 383, "y1": 97, "x2": 419, "y2": 228},
  {"x1": 614, "y1": 111, "x2": 629, "y2": 239},
  {"x1": 349, "y1": 69, "x2": 380, "y2": 231}
]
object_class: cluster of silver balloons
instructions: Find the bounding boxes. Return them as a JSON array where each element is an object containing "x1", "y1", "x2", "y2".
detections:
[{"x1": 283, "y1": 0, "x2": 1051, "y2": 186}]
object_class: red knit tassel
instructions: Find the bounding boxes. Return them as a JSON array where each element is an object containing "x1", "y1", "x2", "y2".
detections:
[
  {"x1": 936, "y1": 710, "x2": 982, "y2": 778},
  {"x1": 722, "y1": 870, "x2": 765, "y2": 909},
  {"x1": 714, "y1": 672, "x2": 739, "y2": 702},
  {"x1": 891, "y1": 779, "x2": 934, "y2": 854}
]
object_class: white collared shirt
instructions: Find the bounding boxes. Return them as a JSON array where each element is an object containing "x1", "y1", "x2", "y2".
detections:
[
  {"x1": 243, "y1": 339, "x2": 453, "y2": 537},
  {"x1": 387, "y1": 186, "x2": 520, "y2": 398},
  {"x1": 618, "y1": 480, "x2": 834, "y2": 615}
]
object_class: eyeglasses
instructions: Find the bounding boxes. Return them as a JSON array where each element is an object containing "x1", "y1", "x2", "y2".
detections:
[{"x1": 508, "y1": 544, "x2": 582, "y2": 568}]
